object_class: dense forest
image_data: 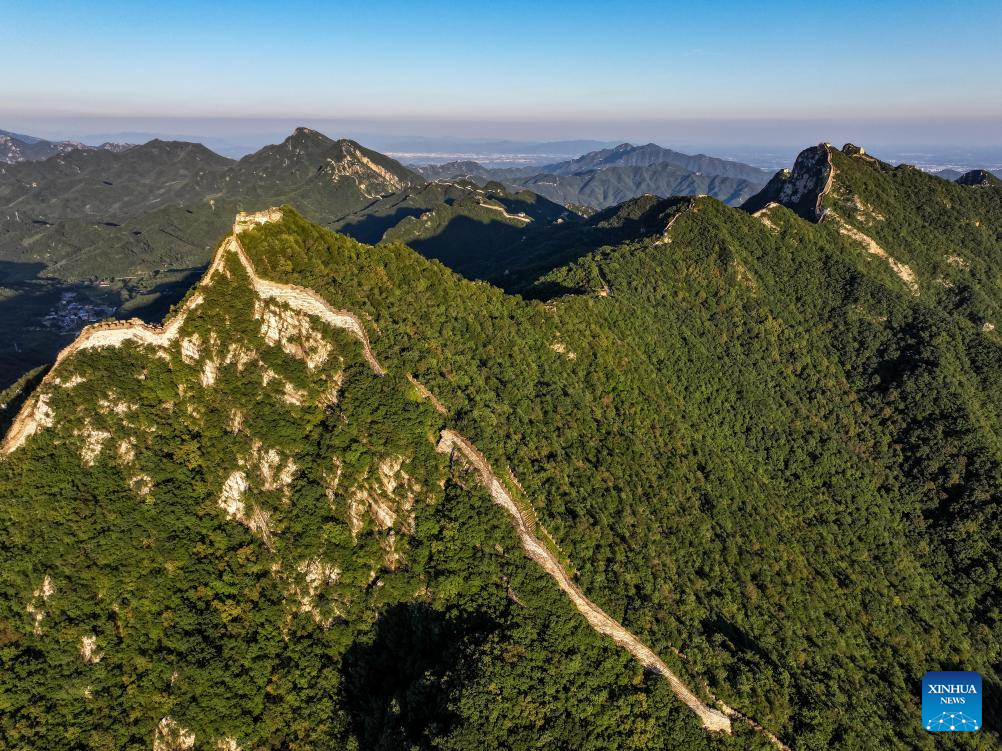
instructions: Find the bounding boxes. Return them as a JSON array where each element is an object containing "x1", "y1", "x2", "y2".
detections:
[{"x1": 0, "y1": 145, "x2": 999, "y2": 749}]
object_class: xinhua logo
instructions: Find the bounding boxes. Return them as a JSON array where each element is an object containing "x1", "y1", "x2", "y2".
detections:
[{"x1": 922, "y1": 671, "x2": 982, "y2": 731}]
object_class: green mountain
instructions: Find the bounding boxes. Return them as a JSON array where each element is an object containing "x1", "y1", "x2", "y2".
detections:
[
  {"x1": 229, "y1": 128, "x2": 422, "y2": 218},
  {"x1": 419, "y1": 142, "x2": 770, "y2": 183},
  {"x1": 1, "y1": 138, "x2": 1000, "y2": 749},
  {"x1": 413, "y1": 160, "x2": 499, "y2": 182},
  {"x1": 0, "y1": 128, "x2": 422, "y2": 279},
  {"x1": 0, "y1": 129, "x2": 428, "y2": 388},
  {"x1": 0, "y1": 128, "x2": 592, "y2": 390},
  {"x1": 956, "y1": 169, "x2": 1002, "y2": 187},
  {"x1": 535, "y1": 143, "x2": 770, "y2": 183}
]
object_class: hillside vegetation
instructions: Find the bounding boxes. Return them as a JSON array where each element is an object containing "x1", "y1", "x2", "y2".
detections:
[
  {"x1": 1, "y1": 142, "x2": 1000, "y2": 749},
  {"x1": 0, "y1": 130, "x2": 564, "y2": 387}
]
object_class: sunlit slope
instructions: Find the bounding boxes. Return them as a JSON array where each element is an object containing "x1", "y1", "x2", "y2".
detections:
[{"x1": 3, "y1": 178, "x2": 1000, "y2": 748}]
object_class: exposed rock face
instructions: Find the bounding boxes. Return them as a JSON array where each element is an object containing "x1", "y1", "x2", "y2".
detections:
[
  {"x1": 219, "y1": 471, "x2": 250, "y2": 521},
  {"x1": 830, "y1": 213, "x2": 920, "y2": 295},
  {"x1": 742, "y1": 144, "x2": 834, "y2": 221},
  {"x1": 217, "y1": 461, "x2": 278, "y2": 548},
  {"x1": 0, "y1": 209, "x2": 384, "y2": 455},
  {"x1": 322, "y1": 141, "x2": 410, "y2": 198},
  {"x1": 255, "y1": 299, "x2": 333, "y2": 369},
  {"x1": 287, "y1": 558, "x2": 342, "y2": 626},
  {"x1": 3, "y1": 394, "x2": 54, "y2": 454},
  {"x1": 774, "y1": 145, "x2": 833, "y2": 220},
  {"x1": 79, "y1": 423, "x2": 112, "y2": 466},
  {"x1": 26, "y1": 575, "x2": 54, "y2": 636},
  {"x1": 550, "y1": 342, "x2": 576, "y2": 359},
  {"x1": 79, "y1": 634, "x2": 102, "y2": 664},
  {"x1": 347, "y1": 455, "x2": 421, "y2": 569},
  {"x1": 153, "y1": 717, "x2": 195, "y2": 751},
  {"x1": 842, "y1": 143, "x2": 866, "y2": 157}
]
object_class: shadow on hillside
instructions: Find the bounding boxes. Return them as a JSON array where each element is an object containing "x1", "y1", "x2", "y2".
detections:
[
  {"x1": 0, "y1": 260, "x2": 47, "y2": 283},
  {"x1": 491, "y1": 191, "x2": 563, "y2": 222},
  {"x1": 479, "y1": 227, "x2": 614, "y2": 299},
  {"x1": 0, "y1": 365, "x2": 47, "y2": 436},
  {"x1": 0, "y1": 262, "x2": 108, "y2": 389},
  {"x1": 985, "y1": 676, "x2": 1001, "y2": 734},
  {"x1": 704, "y1": 615, "x2": 774, "y2": 667},
  {"x1": 337, "y1": 207, "x2": 427, "y2": 245},
  {"x1": 512, "y1": 279, "x2": 583, "y2": 300},
  {"x1": 0, "y1": 261, "x2": 205, "y2": 390},
  {"x1": 119, "y1": 268, "x2": 204, "y2": 323},
  {"x1": 405, "y1": 215, "x2": 529, "y2": 279},
  {"x1": 340, "y1": 602, "x2": 496, "y2": 750}
]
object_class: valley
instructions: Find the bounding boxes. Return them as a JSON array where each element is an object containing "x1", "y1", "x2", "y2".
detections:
[{"x1": 0, "y1": 130, "x2": 775, "y2": 389}]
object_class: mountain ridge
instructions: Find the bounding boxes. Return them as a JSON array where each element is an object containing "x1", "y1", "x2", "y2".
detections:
[
  {"x1": 1, "y1": 155, "x2": 1001, "y2": 746},
  {"x1": 0, "y1": 127, "x2": 435, "y2": 387},
  {"x1": 0, "y1": 206, "x2": 794, "y2": 746},
  {"x1": 0, "y1": 128, "x2": 135, "y2": 164}
]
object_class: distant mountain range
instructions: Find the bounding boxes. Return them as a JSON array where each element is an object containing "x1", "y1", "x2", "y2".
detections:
[
  {"x1": 0, "y1": 128, "x2": 575, "y2": 384},
  {"x1": 414, "y1": 142, "x2": 772, "y2": 208},
  {"x1": 933, "y1": 167, "x2": 1002, "y2": 182},
  {"x1": 4, "y1": 127, "x2": 1001, "y2": 392},
  {"x1": 0, "y1": 129, "x2": 134, "y2": 164}
]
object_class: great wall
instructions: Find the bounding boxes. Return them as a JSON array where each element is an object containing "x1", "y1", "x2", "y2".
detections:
[
  {"x1": 0, "y1": 208, "x2": 382, "y2": 455},
  {"x1": 814, "y1": 145, "x2": 920, "y2": 295},
  {"x1": 434, "y1": 428, "x2": 734, "y2": 733},
  {"x1": 0, "y1": 208, "x2": 789, "y2": 747}
]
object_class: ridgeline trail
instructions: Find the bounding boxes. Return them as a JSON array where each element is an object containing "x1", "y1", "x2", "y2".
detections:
[{"x1": 1, "y1": 208, "x2": 790, "y2": 748}]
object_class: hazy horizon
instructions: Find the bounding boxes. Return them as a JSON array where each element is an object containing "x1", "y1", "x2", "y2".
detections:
[
  {"x1": 5, "y1": 0, "x2": 1001, "y2": 161},
  {"x1": 7, "y1": 113, "x2": 1002, "y2": 145},
  {"x1": 5, "y1": 114, "x2": 1002, "y2": 173}
]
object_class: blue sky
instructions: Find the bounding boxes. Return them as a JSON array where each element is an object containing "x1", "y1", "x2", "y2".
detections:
[{"x1": 3, "y1": 0, "x2": 1001, "y2": 147}]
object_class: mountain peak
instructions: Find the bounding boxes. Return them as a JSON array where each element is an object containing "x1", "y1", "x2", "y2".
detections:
[
  {"x1": 588, "y1": 193, "x2": 689, "y2": 233},
  {"x1": 741, "y1": 143, "x2": 833, "y2": 221},
  {"x1": 282, "y1": 126, "x2": 336, "y2": 149},
  {"x1": 241, "y1": 129, "x2": 342, "y2": 170},
  {"x1": 956, "y1": 169, "x2": 1001, "y2": 187}
]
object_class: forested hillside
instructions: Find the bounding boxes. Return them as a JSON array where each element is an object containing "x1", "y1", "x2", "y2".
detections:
[
  {"x1": 0, "y1": 129, "x2": 561, "y2": 388},
  {"x1": 1, "y1": 141, "x2": 1000, "y2": 749}
]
